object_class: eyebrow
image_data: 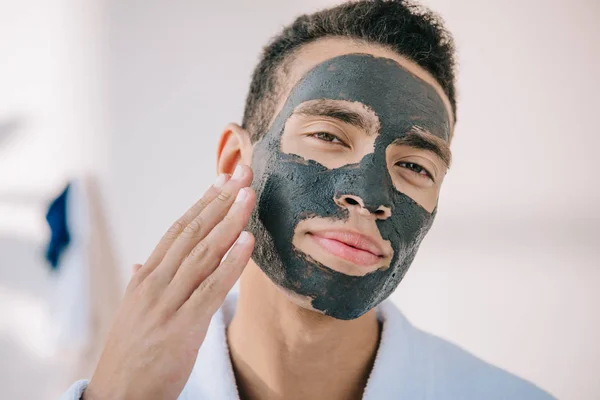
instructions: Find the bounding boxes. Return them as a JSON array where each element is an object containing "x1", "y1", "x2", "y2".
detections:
[
  {"x1": 393, "y1": 126, "x2": 452, "y2": 168},
  {"x1": 292, "y1": 101, "x2": 376, "y2": 135}
]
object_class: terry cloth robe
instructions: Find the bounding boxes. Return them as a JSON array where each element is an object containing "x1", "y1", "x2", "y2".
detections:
[{"x1": 60, "y1": 293, "x2": 555, "y2": 400}]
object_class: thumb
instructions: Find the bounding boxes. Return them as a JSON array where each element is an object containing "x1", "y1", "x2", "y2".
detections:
[{"x1": 131, "y1": 263, "x2": 143, "y2": 276}]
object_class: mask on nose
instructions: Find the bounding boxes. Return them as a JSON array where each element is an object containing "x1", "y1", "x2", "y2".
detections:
[{"x1": 247, "y1": 54, "x2": 450, "y2": 320}]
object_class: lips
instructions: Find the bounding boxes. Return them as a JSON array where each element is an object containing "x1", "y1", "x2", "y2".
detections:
[{"x1": 308, "y1": 230, "x2": 386, "y2": 267}]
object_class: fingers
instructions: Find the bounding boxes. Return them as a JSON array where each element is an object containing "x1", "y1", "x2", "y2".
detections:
[
  {"x1": 137, "y1": 173, "x2": 231, "y2": 282},
  {"x1": 177, "y1": 230, "x2": 255, "y2": 321},
  {"x1": 149, "y1": 165, "x2": 253, "y2": 286},
  {"x1": 163, "y1": 186, "x2": 256, "y2": 309}
]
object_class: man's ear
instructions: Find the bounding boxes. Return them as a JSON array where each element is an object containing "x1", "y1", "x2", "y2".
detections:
[{"x1": 216, "y1": 123, "x2": 253, "y2": 175}]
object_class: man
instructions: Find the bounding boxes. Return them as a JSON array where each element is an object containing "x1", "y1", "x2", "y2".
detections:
[{"x1": 62, "y1": 1, "x2": 554, "y2": 399}]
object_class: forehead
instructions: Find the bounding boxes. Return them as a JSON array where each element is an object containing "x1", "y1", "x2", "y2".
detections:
[{"x1": 276, "y1": 54, "x2": 451, "y2": 141}]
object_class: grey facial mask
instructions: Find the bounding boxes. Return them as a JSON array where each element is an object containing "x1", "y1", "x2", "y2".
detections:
[{"x1": 248, "y1": 54, "x2": 450, "y2": 320}]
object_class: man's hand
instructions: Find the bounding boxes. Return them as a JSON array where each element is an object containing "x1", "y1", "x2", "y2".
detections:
[{"x1": 84, "y1": 165, "x2": 256, "y2": 400}]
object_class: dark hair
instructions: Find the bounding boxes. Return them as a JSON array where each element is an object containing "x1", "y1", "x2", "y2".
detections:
[{"x1": 241, "y1": 0, "x2": 457, "y2": 142}]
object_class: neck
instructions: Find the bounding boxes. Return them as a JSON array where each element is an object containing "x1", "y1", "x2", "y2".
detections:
[{"x1": 227, "y1": 261, "x2": 381, "y2": 400}]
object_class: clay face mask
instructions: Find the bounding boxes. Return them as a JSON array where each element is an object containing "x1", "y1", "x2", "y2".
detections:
[{"x1": 248, "y1": 54, "x2": 451, "y2": 320}]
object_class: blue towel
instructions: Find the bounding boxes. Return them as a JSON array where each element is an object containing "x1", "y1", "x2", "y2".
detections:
[{"x1": 45, "y1": 183, "x2": 71, "y2": 270}]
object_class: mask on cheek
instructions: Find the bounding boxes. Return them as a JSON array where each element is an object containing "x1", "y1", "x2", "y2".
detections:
[{"x1": 247, "y1": 54, "x2": 450, "y2": 320}]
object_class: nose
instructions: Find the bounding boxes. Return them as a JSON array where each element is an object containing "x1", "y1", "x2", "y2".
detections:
[{"x1": 335, "y1": 194, "x2": 392, "y2": 220}]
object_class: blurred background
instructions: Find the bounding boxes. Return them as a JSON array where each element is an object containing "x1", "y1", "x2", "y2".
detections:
[{"x1": 1, "y1": 0, "x2": 598, "y2": 399}]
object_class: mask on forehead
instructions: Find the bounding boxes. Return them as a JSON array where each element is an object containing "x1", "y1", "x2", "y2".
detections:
[{"x1": 247, "y1": 54, "x2": 450, "y2": 320}]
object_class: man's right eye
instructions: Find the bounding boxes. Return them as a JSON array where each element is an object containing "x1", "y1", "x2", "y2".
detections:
[{"x1": 308, "y1": 132, "x2": 347, "y2": 146}]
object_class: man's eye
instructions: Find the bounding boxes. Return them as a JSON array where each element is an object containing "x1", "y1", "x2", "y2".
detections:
[
  {"x1": 309, "y1": 132, "x2": 346, "y2": 145},
  {"x1": 396, "y1": 161, "x2": 433, "y2": 180}
]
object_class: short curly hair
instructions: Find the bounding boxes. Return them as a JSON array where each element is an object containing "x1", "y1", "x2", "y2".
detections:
[{"x1": 241, "y1": 0, "x2": 457, "y2": 143}]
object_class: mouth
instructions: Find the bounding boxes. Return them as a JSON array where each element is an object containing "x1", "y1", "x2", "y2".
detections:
[{"x1": 307, "y1": 230, "x2": 386, "y2": 267}]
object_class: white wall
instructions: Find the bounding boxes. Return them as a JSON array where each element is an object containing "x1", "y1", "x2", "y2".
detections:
[
  {"x1": 0, "y1": 0, "x2": 108, "y2": 398},
  {"x1": 0, "y1": 0, "x2": 598, "y2": 399}
]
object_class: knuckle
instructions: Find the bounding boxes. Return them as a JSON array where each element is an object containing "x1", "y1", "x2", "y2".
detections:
[
  {"x1": 182, "y1": 217, "x2": 204, "y2": 237},
  {"x1": 216, "y1": 190, "x2": 232, "y2": 202},
  {"x1": 166, "y1": 219, "x2": 186, "y2": 239},
  {"x1": 200, "y1": 274, "x2": 219, "y2": 293},
  {"x1": 153, "y1": 301, "x2": 174, "y2": 324},
  {"x1": 195, "y1": 197, "x2": 209, "y2": 211},
  {"x1": 189, "y1": 240, "x2": 210, "y2": 260}
]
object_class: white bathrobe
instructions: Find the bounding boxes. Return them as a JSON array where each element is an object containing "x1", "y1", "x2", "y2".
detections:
[{"x1": 60, "y1": 293, "x2": 554, "y2": 399}]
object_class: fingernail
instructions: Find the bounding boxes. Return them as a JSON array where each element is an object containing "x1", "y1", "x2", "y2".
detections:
[
  {"x1": 232, "y1": 165, "x2": 245, "y2": 181},
  {"x1": 214, "y1": 174, "x2": 228, "y2": 189},
  {"x1": 235, "y1": 187, "x2": 248, "y2": 203},
  {"x1": 238, "y1": 231, "x2": 250, "y2": 243}
]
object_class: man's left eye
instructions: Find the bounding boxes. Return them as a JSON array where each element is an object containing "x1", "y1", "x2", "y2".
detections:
[{"x1": 397, "y1": 162, "x2": 432, "y2": 179}]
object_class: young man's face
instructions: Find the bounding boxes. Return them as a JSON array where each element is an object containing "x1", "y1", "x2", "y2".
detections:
[{"x1": 247, "y1": 38, "x2": 453, "y2": 320}]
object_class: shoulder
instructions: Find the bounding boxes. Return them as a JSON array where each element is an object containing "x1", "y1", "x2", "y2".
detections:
[{"x1": 372, "y1": 301, "x2": 556, "y2": 400}]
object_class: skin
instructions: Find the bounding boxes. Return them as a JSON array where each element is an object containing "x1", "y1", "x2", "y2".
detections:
[
  {"x1": 245, "y1": 52, "x2": 451, "y2": 320},
  {"x1": 85, "y1": 37, "x2": 453, "y2": 400}
]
